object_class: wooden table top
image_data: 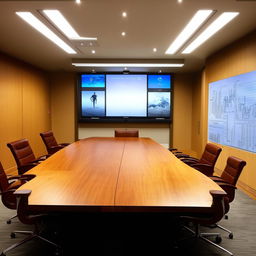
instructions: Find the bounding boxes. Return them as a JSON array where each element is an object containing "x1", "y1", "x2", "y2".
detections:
[{"x1": 18, "y1": 137, "x2": 222, "y2": 213}]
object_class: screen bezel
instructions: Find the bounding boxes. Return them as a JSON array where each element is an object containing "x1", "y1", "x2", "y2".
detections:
[{"x1": 77, "y1": 72, "x2": 173, "y2": 123}]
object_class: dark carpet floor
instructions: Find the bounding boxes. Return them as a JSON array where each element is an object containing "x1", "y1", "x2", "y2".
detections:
[{"x1": 0, "y1": 189, "x2": 255, "y2": 256}]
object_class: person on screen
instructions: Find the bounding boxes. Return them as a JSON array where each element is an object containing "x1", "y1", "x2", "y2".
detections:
[{"x1": 90, "y1": 92, "x2": 97, "y2": 108}]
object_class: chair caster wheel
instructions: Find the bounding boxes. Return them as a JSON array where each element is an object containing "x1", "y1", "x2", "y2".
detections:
[
  {"x1": 10, "y1": 232, "x2": 16, "y2": 238},
  {"x1": 55, "y1": 247, "x2": 62, "y2": 256},
  {"x1": 6, "y1": 220, "x2": 11, "y2": 224},
  {"x1": 229, "y1": 233, "x2": 233, "y2": 239},
  {"x1": 215, "y1": 236, "x2": 222, "y2": 244}
]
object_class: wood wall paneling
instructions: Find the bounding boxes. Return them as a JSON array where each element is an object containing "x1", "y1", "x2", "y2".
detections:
[
  {"x1": 0, "y1": 53, "x2": 51, "y2": 174},
  {"x1": 196, "y1": 30, "x2": 256, "y2": 197}
]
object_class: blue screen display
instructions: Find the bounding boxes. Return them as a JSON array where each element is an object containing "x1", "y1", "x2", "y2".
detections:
[
  {"x1": 106, "y1": 75, "x2": 147, "y2": 117},
  {"x1": 148, "y1": 75, "x2": 171, "y2": 89},
  {"x1": 81, "y1": 74, "x2": 105, "y2": 88},
  {"x1": 81, "y1": 91, "x2": 105, "y2": 116},
  {"x1": 148, "y1": 92, "x2": 170, "y2": 117}
]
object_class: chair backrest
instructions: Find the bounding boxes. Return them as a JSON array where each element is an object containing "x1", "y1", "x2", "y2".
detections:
[
  {"x1": 0, "y1": 162, "x2": 17, "y2": 209},
  {"x1": 0, "y1": 162, "x2": 9, "y2": 192},
  {"x1": 221, "y1": 156, "x2": 246, "y2": 186},
  {"x1": 199, "y1": 143, "x2": 222, "y2": 167},
  {"x1": 40, "y1": 131, "x2": 58, "y2": 154},
  {"x1": 114, "y1": 129, "x2": 139, "y2": 138},
  {"x1": 7, "y1": 139, "x2": 36, "y2": 168}
]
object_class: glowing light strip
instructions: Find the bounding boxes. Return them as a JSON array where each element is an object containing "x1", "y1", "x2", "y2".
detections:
[
  {"x1": 43, "y1": 10, "x2": 97, "y2": 40},
  {"x1": 182, "y1": 12, "x2": 239, "y2": 54},
  {"x1": 165, "y1": 10, "x2": 213, "y2": 54},
  {"x1": 16, "y1": 12, "x2": 76, "y2": 54},
  {"x1": 72, "y1": 63, "x2": 184, "y2": 67}
]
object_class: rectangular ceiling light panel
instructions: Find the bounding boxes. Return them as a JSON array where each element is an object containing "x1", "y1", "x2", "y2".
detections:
[
  {"x1": 182, "y1": 12, "x2": 239, "y2": 54},
  {"x1": 43, "y1": 10, "x2": 97, "y2": 41},
  {"x1": 16, "y1": 12, "x2": 76, "y2": 54},
  {"x1": 72, "y1": 63, "x2": 184, "y2": 67},
  {"x1": 165, "y1": 10, "x2": 213, "y2": 54}
]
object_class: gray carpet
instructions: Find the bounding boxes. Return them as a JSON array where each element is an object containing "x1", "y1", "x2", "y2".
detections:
[{"x1": 0, "y1": 189, "x2": 255, "y2": 256}]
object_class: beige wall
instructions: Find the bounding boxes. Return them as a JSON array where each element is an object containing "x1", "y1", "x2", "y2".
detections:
[
  {"x1": 195, "y1": 30, "x2": 256, "y2": 197},
  {"x1": 0, "y1": 53, "x2": 51, "y2": 174}
]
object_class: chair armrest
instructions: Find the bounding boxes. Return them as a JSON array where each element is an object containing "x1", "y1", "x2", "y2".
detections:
[
  {"x1": 217, "y1": 182, "x2": 236, "y2": 203},
  {"x1": 59, "y1": 143, "x2": 69, "y2": 147},
  {"x1": 0, "y1": 188, "x2": 16, "y2": 195},
  {"x1": 175, "y1": 153, "x2": 191, "y2": 159},
  {"x1": 181, "y1": 158, "x2": 200, "y2": 165},
  {"x1": 210, "y1": 176, "x2": 227, "y2": 183},
  {"x1": 190, "y1": 163, "x2": 214, "y2": 176},
  {"x1": 18, "y1": 163, "x2": 38, "y2": 175},
  {"x1": 168, "y1": 148, "x2": 178, "y2": 152}
]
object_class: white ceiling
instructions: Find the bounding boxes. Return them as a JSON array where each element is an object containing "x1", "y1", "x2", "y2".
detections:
[{"x1": 0, "y1": 0, "x2": 255, "y2": 73}]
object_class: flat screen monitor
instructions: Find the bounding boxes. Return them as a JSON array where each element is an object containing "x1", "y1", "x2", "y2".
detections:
[{"x1": 78, "y1": 73, "x2": 172, "y2": 123}]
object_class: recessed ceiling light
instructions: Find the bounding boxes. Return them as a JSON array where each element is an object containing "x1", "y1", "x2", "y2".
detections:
[
  {"x1": 122, "y1": 12, "x2": 127, "y2": 18},
  {"x1": 165, "y1": 10, "x2": 213, "y2": 54},
  {"x1": 91, "y1": 50, "x2": 96, "y2": 54},
  {"x1": 121, "y1": 32, "x2": 126, "y2": 36},
  {"x1": 72, "y1": 63, "x2": 184, "y2": 68},
  {"x1": 177, "y1": 0, "x2": 183, "y2": 3},
  {"x1": 16, "y1": 12, "x2": 76, "y2": 54},
  {"x1": 76, "y1": 0, "x2": 81, "y2": 4},
  {"x1": 43, "y1": 10, "x2": 97, "y2": 40},
  {"x1": 182, "y1": 12, "x2": 239, "y2": 54},
  {"x1": 153, "y1": 48, "x2": 157, "y2": 52}
]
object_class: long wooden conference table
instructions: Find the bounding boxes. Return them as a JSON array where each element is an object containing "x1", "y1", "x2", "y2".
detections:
[{"x1": 18, "y1": 137, "x2": 222, "y2": 213}]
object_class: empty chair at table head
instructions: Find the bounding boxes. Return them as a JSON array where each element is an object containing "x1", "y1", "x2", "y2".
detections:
[{"x1": 114, "y1": 129, "x2": 139, "y2": 138}]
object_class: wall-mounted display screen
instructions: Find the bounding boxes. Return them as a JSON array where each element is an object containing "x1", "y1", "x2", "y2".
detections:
[
  {"x1": 81, "y1": 74, "x2": 105, "y2": 88},
  {"x1": 208, "y1": 70, "x2": 256, "y2": 152},
  {"x1": 148, "y1": 74, "x2": 171, "y2": 89},
  {"x1": 78, "y1": 73, "x2": 172, "y2": 123}
]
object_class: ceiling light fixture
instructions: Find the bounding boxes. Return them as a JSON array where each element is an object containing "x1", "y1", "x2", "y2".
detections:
[
  {"x1": 182, "y1": 12, "x2": 239, "y2": 54},
  {"x1": 121, "y1": 32, "x2": 126, "y2": 36},
  {"x1": 153, "y1": 48, "x2": 157, "y2": 52},
  {"x1": 76, "y1": 0, "x2": 81, "y2": 4},
  {"x1": 72, "y1": 63, "x2": 184, "y2": 68},
  {"x1": 165, "y1": 10, "x2": 213, "y2": 54},
  {"x1": 16, "y1": 12, "x2": 76, "y2": 54},
  {"x1": 43, "y1": 10, "x2": 97, "y2": 40},
  {"x1": 122, "y1": 12, "x2": 127, "y2": 17},
  {"x1": 91, "y1": 50, "x2": 96, "y2": 54}
]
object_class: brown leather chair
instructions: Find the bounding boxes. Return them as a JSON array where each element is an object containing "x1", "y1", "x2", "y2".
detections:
[
  {"x1": 114, "y1": 129, "x2": 139, "y2": 137},
  {"x1": 40, "y1": 130, "x2": 69, "y2": 155},
  {"x1": 7, "y1": 139, "x2": 49, "y2": 175},
  {"x1": 211, "y1": 156, "x2": 246, "y2": 186},
  {"x1": 181, "y1": 190, "x2": 233, "y2": 255},
  {"x1": 178, "y1": 143, "x2": 222, "y2": 176},
  {"x1": 0, "y1": 161, "x2": 35, "y2": 224},
  {"x1": 210, "y1": 156, "x2": 246, "y2": 239},
  {"x1": 1, "y1": 189, "x2": 60, "y2": 256}
]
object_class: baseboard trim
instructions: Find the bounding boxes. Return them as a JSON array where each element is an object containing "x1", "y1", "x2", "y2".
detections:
[{"x1": 237, "y1": 180, "x2": 256, "y2": 200}]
